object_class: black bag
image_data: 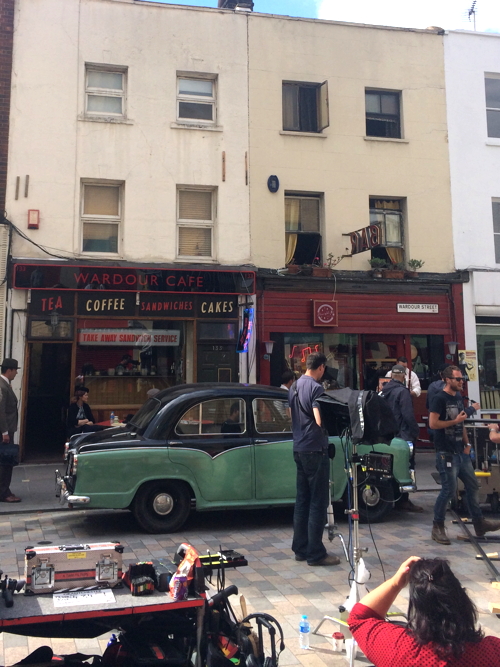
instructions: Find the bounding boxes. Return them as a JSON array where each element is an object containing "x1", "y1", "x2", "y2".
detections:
[{"x1": 0, "y1": 444, "x2": 19, "y2": 466}]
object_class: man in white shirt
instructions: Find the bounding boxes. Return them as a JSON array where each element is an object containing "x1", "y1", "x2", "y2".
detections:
[
  {"x1": 385, "y1": 356, "x2": 421, "y2": 398},
  {"x1": 280, "y1": 370, "x2": 295, "y2": 391}
]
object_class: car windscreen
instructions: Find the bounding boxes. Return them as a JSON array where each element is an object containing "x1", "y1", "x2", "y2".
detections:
[{"x1": 129, "y1": 397, "x2": 162, "y2": 433}]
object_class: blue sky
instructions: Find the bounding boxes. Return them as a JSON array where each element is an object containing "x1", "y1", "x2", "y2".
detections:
[{"x1": 141, "y1": 1, "x2": 500, "y2": 32}]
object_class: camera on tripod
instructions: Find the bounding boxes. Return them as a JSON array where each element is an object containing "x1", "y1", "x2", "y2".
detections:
[{"x1": 0, "y1": 570, "x2": 26, "y2": 607}]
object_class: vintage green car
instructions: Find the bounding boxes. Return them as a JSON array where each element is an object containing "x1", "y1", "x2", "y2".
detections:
[{"x1": 57, "y1": 384, "x2": 414, "y2": 533}]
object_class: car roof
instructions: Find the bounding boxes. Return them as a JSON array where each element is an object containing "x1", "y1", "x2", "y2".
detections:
[{"x1": 155, "y1": 383, "x2": 288, "y2": 402}]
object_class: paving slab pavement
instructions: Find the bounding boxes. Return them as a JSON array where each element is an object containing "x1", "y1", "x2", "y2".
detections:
[{"x1": 0, "y1": 455, "x2": 498, "y2": 666}]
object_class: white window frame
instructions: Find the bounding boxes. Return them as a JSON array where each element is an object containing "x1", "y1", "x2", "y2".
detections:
[
  {"x1": 493, "y1": 199, "x2": 500, "y2": 263},
  {"x1": 176, "y1": 73, "x2": 217, "y2": 125},
  {"x1": 85, "y1": 64, "x2": 127, "y2": 119},
  {"x1": 80, "y1": 180, "x2": 123, "y2": 256},
  {"x1": 485, "y1": 73, "x2": 500, "y2": 139},
  {"x1": 176, "y1": 187, "x2": 216, "y2": 261}
]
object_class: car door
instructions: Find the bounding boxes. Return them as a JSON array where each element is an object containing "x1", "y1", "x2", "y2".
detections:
[
  {"x1": 252, "y1": 396, "x2": 296, "y2": 501},
  {"x1": 167, "y1": 397, "x2": 253, "y2": 502}
]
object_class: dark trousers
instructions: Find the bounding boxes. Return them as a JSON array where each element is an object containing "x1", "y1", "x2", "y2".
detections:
[
  {"x1": 434, "y1": 452, "x2": 481, "y2": 523},
  {"x1": 292, "y1": 450, "x2": 329, "y2": 564},
  {"x1": 0, "y1": 432, "x2": 14, "y2": 499}
]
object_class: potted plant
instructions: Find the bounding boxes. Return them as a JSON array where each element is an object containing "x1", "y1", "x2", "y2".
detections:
[
  {"x1": 406, "y1": 258, "x2": 425, "y2": 278},
  {"x1": 383, "y1": 261, "x2": 405, "y2": 279},
  {"x1": 286, "y1": 261, "x2": 300, "y2": 275},
  {"x1": 312, "y1": 256, "x2": 331, "y2": 277},
  {"x1": 368, "y1": 257, "x2": 387, "y2": 278}
]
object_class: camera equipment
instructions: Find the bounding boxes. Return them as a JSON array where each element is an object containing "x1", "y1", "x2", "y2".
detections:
[{"x1": 0, "y1": 570, "x2": 26, "y2": 607}]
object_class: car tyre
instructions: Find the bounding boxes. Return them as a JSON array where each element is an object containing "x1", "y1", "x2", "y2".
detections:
[
  {"x1": 133, "y1": 480, "x2": 191, "y2": 533},
  {"x1": 357, "y1": 478, "x2": 394, "y2": 523}
]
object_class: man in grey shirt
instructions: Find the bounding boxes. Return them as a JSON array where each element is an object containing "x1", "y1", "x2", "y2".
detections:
[{"x1": 289, "y1": 352, "x2": 340, "y2": 566}]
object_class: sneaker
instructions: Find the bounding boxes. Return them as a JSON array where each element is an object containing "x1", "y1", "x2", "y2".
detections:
[{"x1": 308, "y1": 554, "x2": 341, "y2": 566}]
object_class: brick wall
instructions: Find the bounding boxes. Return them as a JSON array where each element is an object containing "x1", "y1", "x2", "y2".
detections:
[{"x1": 0, "y1": 0, "x2": 14, "y2": 214}]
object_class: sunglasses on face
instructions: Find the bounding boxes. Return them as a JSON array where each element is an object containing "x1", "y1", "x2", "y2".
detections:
[{"x1": 452, "y1": 377, "x2": 465, "y2": 382}]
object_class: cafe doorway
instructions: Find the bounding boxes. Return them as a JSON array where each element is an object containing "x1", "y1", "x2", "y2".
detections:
[
  {"x1": 362, "y1": 334, "x2": 406, "y2": 391},
  {"x1": 24, "y1": 342, "x2": 72, "y2": 461}
]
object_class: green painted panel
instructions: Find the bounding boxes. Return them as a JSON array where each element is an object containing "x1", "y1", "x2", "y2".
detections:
[
  {"x1": 168, "y1": 446, "x2": 253, "y2": 501},
  {"x1": 254, "y1": 439, "x2": 295, "y2": 500}
]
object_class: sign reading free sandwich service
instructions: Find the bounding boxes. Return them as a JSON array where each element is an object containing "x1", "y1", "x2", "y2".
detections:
[{"x1": 78, "y1": 329, "x2": 180, "y2": 346}]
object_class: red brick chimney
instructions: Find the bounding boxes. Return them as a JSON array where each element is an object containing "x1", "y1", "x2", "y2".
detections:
[{"x1": 0, "y1": 0, "x2": 14, "y2": 214}]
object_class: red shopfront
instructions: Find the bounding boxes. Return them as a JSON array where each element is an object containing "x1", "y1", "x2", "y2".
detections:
[
  {"x1": 13, "y1": 261, "x2": 255, "y2": 460},
  {"x1": 258, "y1": 280, "x2": 466, "y2": 445}
]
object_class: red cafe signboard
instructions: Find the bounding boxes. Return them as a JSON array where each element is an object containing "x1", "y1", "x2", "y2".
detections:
[
  {"x1": 347, "y1": 223, "x2": 382, "y2": 255},
  {"x1": 313, "y1": 300, "x2": 338, "y2": 327}
]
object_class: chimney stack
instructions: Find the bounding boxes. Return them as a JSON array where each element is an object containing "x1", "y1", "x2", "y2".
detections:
[{"x1": 218, "y1": 1, "x2": 254, "y2": 10}]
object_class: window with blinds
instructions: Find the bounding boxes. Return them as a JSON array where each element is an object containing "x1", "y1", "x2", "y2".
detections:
[
  {"x1": 85, "y1": 65, "x2": 127, "y2": 118},
  {"x1": 81, "y1": 182, "x2": 122, "y2": 254},
  {"x1": 177, "y1": 188, "x2": 215, "y2": 259}
]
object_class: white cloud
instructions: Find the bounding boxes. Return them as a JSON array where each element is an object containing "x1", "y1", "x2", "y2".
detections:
[{"x1": 316, "y1": 0, "x2": 500, "y2": 33}]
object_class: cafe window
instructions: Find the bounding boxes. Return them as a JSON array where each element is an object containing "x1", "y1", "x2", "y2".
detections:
[
  {"x1": 75, "y1": 319, "x2": 193, "y2": 420},
  {"x1": 278, "y1": 333, "x2": 359, "y2": 389},
  {"x1": 409, "y1": 335, "x2": 444, "y2": 391},
  {"x1": 175, "y1": 398, "x2": 246, "y2": 436},
  {"x1": 28, "y1": 318, "x2": 73, "y2": 340}
]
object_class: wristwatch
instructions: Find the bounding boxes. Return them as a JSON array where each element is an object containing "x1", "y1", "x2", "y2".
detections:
[{"x1": 489, "y1": 428, "x2": 499, "y2": 433}]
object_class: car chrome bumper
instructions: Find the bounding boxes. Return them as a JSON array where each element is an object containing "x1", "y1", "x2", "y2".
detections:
[
  {"x1": 399, "y1": 484, "x2": 417, "y2": 493},
  {"x1": 67, "y1": 495, "x2": 90, "y2": 505}
]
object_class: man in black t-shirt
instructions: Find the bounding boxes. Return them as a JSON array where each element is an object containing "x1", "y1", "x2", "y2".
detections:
[
  {"x1": 289, "y1": 353, "x2": 340, "y2": 567},
  {"x1": 429, "y1": 365, "x2": 500, "y2": 545}
]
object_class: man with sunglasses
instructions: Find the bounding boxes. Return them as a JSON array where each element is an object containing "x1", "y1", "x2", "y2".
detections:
[{"x1": 429, "y1": 365, "x2": 500, "y2": 544}]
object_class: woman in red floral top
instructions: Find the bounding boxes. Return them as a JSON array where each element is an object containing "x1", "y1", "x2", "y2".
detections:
[{"x1": 348, "y1": 556, "x2": 500, "y2": 666}]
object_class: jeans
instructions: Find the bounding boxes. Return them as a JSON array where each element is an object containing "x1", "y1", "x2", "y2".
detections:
[
  {"x1": 434, "y1": 452, "x2": 482, "y2": 523},
  {"x1": 292, "y1": 450, "x2": 329, "y2": 564}
]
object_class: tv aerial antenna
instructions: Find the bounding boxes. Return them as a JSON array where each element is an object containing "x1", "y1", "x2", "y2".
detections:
[{"x1": 467, "y1": 1, "x2": 477, "y2": 31}]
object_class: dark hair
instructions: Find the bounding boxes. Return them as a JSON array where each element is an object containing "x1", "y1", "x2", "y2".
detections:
[
  {"x1": 397, "y1": 356, "x2": 408, "y2": 363},
  {"x1": 74, "y1": 385, "x2": 89, "y2": 394},
  {"x1": 442, "y1": 365, "x2": 460, "y2": 380},
  {"x1": 229, "y1": 402, "x2": 240, "y2": 415},
  {"x1": 407, "y1": 558, "x2": 483, "y2": 658},
  {"x1": 281, "y1": 370, "x2": 295, "y2": 384},
  {"x1": 306, "y1": 352, "x2": 327, "y2": 370},
  {"x1": 74, "y1": 389, "x2": 88, "y2": 400}
]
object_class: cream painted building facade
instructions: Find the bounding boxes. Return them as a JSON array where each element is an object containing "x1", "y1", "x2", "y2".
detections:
[{"x1": 247, "y1": 15, "x2": 454, "y2": 273}]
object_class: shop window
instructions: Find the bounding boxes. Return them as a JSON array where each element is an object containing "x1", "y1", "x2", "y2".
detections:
[
  {"x1": 477, "y1": 323, "x2": 500, "y2": 409},
  {"x1": 485, "y1": 74, "x2": 500, "y2": 138},
  {"x1": 285, "y1": 193, "x2": 322, "y2": 265},
  {"x1": 277, "y1": 333, "x2": 359, "y2": 389},
  {"x1": 282, "y1": 81, "x2": 329, "y2": 133},
  {"x1": 253, "y1": 398, "x2": 291, "y2": 434},
  {"x1": 409, "y1": 335, "x2": 444, "y2": 391},
  {"x1": 175, "y1": 398, "x2": 246, "y2": 436},
  {"x1": 177, "y1": 74, "x2": 216, "y2": 123},
  {"x1": 493, "y1": 200, "x2": 500, "y2": 263},
  {"x1": 81, "y1": 182, "x2": 122, "y2": 254},
  {"x1": 85, "y1": 65, "x2": 126, "y2": 118},
  {"x1": 177, "y1": 188, "x2": 215, "y2": 259},
  {"x1": 365, "y1": 90, "x2": 401, "y2": 138},
  {"x1": 369, "y1": 198, "x2": 404, "y2": 266}
]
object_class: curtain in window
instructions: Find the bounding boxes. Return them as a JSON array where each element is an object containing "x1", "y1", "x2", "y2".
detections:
[
  {"x1": 84, "y1": 185, "x2": 120, "y2": 216},
  {"x1": 179, "y1": 190, "x2": 212, "y2": 220},
  {"x1": 285, "y1": 234, "x2": 297, "y2": 265},
  {"x1": 282, "y1": 85, "x2": 299, "y2": 131},
  {"x1": 178, "y1": 226, "x2": 212, "y2": 256},
  {"x1": 387, "y1": 247, "x2": 403, "y2": 264}
]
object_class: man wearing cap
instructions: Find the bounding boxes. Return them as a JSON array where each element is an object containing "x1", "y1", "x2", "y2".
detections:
[
  {"x1": 0, "y1": 359, "x2": 21, "y2": 503},
  {"x1": 385, "y1": 356, "x2": 421, "y2": 398},
  {"x1": 381, "y1": 364, "x2": 422, "y2": 512}
]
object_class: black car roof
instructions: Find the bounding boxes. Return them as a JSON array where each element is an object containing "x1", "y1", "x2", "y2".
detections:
[{"x1": 155, "y1": 383, "x2": 287, "y2": 402}]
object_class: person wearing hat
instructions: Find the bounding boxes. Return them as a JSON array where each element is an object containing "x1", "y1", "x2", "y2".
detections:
[
  {"x1": 381, "y1": 364, "x2": 422, "y2": 512},
  {"x1": 0, "y1": 359, "x2": 21, "y2": 503}
]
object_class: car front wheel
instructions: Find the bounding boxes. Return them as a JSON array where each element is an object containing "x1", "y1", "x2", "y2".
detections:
[
  {"x1": 132, "y1": 480, "x2": 191, "y2": 533},
  {"x1": 357, "y1": 478, "x2": 394, "y2": 523}
]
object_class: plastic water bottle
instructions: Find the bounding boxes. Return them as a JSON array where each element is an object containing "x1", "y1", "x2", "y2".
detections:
[
  {"x1": 299, "y1": 615, "x2": 310, "y2": 649},
  {"x1": 110, "y1": 411, "x2": 115, "y2": 425},
  {"x1": 107, "y1": 633, "x2": 117, "y2": 647}
]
